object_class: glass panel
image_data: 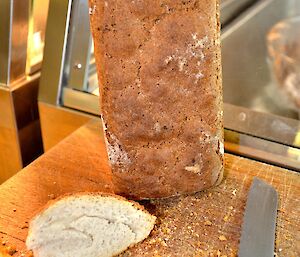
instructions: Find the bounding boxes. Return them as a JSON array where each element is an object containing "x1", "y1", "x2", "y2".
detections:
[
  {"x1": 222, "y1": 0, "x2": 300, "y2": 120},
  {"x1": 63, "y1": 0, "x2": 98, "y2": 93},
  {"x1": 87, "y1": 42, "x2": 99, "y2": 95},
  {"x1": 26, "y1": 0, "x2": 50, "y2": 75},
  {"x1": 222, "y1": 0, "x2": 300, "y2": 156}
]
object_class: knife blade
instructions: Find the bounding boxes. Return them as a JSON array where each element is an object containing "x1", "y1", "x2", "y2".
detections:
[{"x1": 238, "y1": 177, "x2": 278, "y2": 257}]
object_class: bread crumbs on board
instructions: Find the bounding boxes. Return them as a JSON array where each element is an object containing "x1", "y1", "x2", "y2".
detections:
[
  {"x1": 232, "y1": 189, "x2": 237, "y2": 196},
  {"x1": 219, "y1": 235, "x2": 227, "y2": 241},
  {"x1": 204, "y1": 220, "x2": 213, "y2": 226},
  {"x1": 223, "y1": 215, "x2": 229, "y2": 222}
]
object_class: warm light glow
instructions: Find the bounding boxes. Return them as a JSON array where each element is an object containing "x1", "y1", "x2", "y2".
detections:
[
  {"x1": 29, "y1": 31, "x2": 44, "y2": 68},
  {"x1": 33, "y1": 31, "x2": 42, "y2": 50},
  {"x1": 287, "y1": 131, "x2": 300, "y2": 161},
  {"x1": 26, "y1": 0, "x2": 50, "y2": 75},
  {"x1": 92, "y1": 87, "x2": 100, "y2": 96}
]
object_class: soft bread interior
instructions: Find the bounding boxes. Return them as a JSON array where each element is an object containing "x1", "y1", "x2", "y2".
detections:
[{"x1": 26, "y1": 194, "x2": 156, "y2": 257}]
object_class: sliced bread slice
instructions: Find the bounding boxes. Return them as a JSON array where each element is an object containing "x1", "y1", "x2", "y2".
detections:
[{"x1": 26, "y1": 193, "x2": 156, "y2": 257}]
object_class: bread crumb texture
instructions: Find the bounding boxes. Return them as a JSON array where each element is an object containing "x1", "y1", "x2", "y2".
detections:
[
  {"x1": 26, "y1": 194, "x2": 156, "y2": 257},
  {"x1": 90, "y1": 0, "x2": 223, "y2": 198},
  {"x1": 119, "y1": 184, "x2": 240, "y2": 257}
]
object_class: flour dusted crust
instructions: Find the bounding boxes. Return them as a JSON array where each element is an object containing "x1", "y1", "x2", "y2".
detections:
[{"x1": 89, "y1": 0, "x2": 224, "y2": 199}]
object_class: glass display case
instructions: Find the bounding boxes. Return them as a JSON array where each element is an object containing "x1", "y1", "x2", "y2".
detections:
[
  {"x1": 39, "y1": 0, "x2": 300, "y2": 171},
  {"x1": 39, "y1": 0, "x2": 256, "y2": 116}
]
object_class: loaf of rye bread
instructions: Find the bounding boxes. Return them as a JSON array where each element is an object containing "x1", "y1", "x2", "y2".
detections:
[{"x1": 89, "y1": 0, "x2": 224, "y2": 199}]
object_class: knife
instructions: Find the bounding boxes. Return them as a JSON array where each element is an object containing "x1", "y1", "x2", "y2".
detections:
[{"x1": 238, "y1": 177, "x2": 278, "y2": 257}]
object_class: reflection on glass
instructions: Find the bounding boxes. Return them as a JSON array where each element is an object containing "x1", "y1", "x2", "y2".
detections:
[
  {"x1": 222, "y1": 0, "x2": 300, "y2": 120},
  {"x1": 267, "y1": 16, "x2": 300, "y2": 114},
  {"x1": 26, "y1": 0, "x2": 50, "y2": 75}
]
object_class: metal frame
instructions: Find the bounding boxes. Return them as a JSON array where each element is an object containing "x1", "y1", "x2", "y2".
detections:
[
  {"x1": 38, "y1": 0, "x2": 73, "y2": 105},
  {"x1": 39, "y1": 0, "x2": 99, "y2": 111},
  {"x1": 220, "y1": 0, "x2": 256, "y2": 25},
  {"x1": 65, "y1": 0, "x2": 93, "y2": 91},
  {"x1": 224, "y1": 103, "x2": 300, "y2": 148},
  {"x1": 225, "y1": 129, "x2": 300, "y2": 171},
  {"x1": 0, "y1": 1, "x2": 12, "y2": 86},
  {"x1": 0, "y1": 0, "x2": 29, "y2": 87}
]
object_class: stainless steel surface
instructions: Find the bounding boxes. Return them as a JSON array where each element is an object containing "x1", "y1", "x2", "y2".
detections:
[
  {"x1": 0, "y1": 0, "x2": 29, "y2": 86},
  {"x1": 220, "y1": 0, "x2": 256, "y2": 25},
  {"x1": 0, "y1": 75, "x2": 43, "y2": 183},
  {"x1": 38, "y1": 0, "x2": 72, "y2": 105},
  {"x1": 10, "y1": 0, "x2": 29, "y2": 82},
  {"x1": 238, "y1": 178, "x2": 278, "y2": 257},
  {"x1": 224, "y1": 103, "x2": 300, "y2": 147},
  {"x1": 0, "y1": 1, "x2": 11, "y2": 86},
  {"x1": 63, "y1": 87, "x2": 100, "y2": 115},
  {"x1": 225, "y1": 129, "x2": 300, "y2": 171},
  {"x1": 65, "y1": 0, "x2": 93, "y2": 91}
]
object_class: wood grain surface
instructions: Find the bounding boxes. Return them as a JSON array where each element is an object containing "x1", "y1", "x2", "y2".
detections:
[
  {"x1": 38, "y1": 102, "x2": 92, "y2": 151},
  {"x1": 0, "y1": 120, "x2": 299, "y2": 256}
]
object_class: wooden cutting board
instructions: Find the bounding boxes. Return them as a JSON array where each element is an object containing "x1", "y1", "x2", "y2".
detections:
[{"x1": 0, "y1": 120, "x2": 299, "y2": 256}]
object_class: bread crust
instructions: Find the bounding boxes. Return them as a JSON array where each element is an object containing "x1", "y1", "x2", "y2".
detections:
[{"x1": 89, "y1": 0, "x2": 224, "y2": 199}]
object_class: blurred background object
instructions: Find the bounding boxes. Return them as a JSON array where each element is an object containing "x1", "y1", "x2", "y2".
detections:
[{"x1": 267, "y1": 16, "x2": 300, "y2": 111}]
